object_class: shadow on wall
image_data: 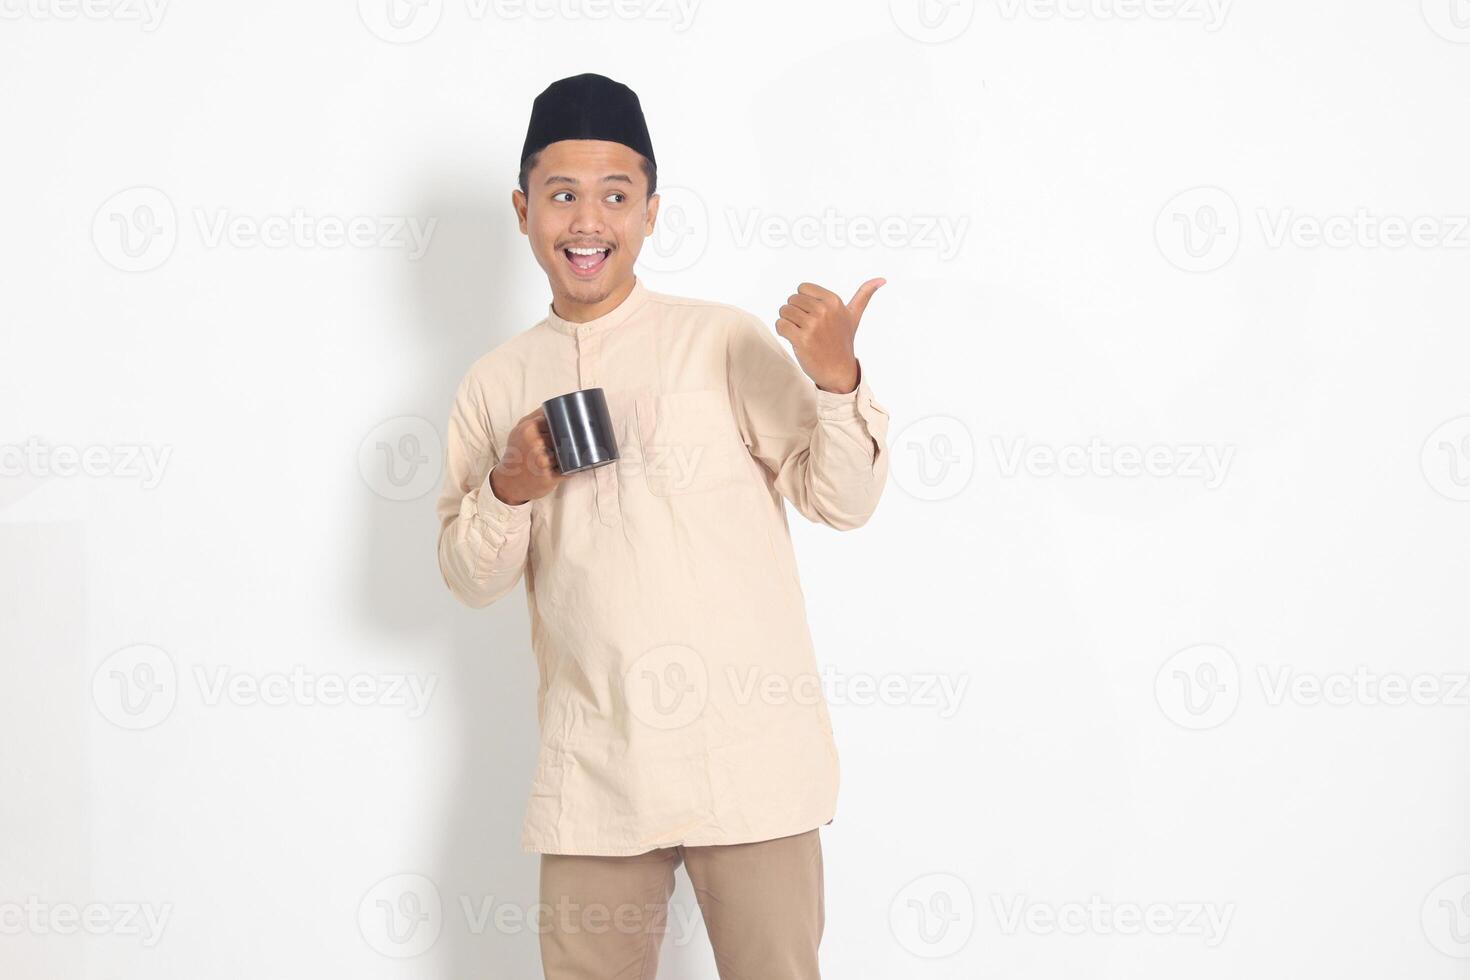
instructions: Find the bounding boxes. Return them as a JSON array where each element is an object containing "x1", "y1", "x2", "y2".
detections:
[
  {"x1": 356, "y1": 178, "x2": 543, "y2": 977},
  {"x1": 360, "y1": 175, "x2": 717, "y2": 979}
]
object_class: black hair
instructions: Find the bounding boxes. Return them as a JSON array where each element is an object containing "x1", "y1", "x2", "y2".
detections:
[{"x1": 517, "y1": 150, "x2": 657, "y2": 199}]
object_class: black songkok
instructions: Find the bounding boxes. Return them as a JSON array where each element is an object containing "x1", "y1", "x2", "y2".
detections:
[{"x1": 520, "y1": 73, "x2": 656, "y2": 167}]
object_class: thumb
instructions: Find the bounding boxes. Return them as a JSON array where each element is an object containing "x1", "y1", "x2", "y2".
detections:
[{"x1": 847, "y1": 277, "x2": 886, "y2": 321}]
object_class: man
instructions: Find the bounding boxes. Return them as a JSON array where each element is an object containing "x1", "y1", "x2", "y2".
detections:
[{"x1": 435, "y1": 72, "x2": 891, "y2": 980}]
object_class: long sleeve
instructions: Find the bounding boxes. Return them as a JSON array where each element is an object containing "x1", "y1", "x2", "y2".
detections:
[
  {"x1": 435, "y1": 369, "x2": 533, "y2": 608},
  {"x1": 726, "y1": 313, "x2": 891, "y2": 530}
]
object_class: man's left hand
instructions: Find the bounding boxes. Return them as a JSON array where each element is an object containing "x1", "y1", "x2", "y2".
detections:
[{"x1": 776, "y1": 278, "x2": 886, "y2": 394}]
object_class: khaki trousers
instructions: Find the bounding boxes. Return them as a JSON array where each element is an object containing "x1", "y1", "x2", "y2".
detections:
[{"x1": 538, "y1": 828, "x2": 825, "y2": 980}]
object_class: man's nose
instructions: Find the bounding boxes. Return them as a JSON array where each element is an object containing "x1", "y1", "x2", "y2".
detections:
[{"x1": 569, "y1": 200, "x2": 605, "y2": 236}]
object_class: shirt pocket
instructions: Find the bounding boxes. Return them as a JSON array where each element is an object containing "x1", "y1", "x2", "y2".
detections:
[{"x1": 635, "y1": 388, "x2": 740, "y2": 496}]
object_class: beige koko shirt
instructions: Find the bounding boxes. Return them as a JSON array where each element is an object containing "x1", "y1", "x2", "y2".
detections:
[{"x1": 436, "y1": 276, "x2": 890, "y2": 856}]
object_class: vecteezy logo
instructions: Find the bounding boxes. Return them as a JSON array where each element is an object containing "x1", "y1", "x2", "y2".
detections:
[
  {"x1": 1421, "y1": 415, "x2": 1470, "y2": 502},
  {"x1": 92, "y1": 187, "x2": 178, "y2": 272},
  {"x1": 92, "y1": 644, "x2": 178, "y2": 730},
  {"x1": 638, "y1": 186, "x2": 708, "y2": 274},
  {"x1": 1155, "y1": 186, "x2": 1241, "y2": 273},
  {"x1": 1423, "y1": 0, "x2": 1470, "y2": 42},
  {"x1": 1422, "y1": 874, "x2": 1470, "y2": 957},
  {"x1": 623, "y1": 644, "x2": 709, "y2": 730},
  {"x1": 358, "y1": 873, "x2": 442, "y2": 958},
  {"x1": 889, "y1": 872, "x2": 975, "y2": 958},
  {"x1": 1154, "y1": 643, "x2": 1240, "y2": 730},
  {"x1": 358, "y1": 0, "x2": 443, "y2": 43},
  {"x1": 891, "y1": 415, "x2": 974, "y2": 502},
  {"x1": 358, "y1": 416, "x2": 443, "y2": 501},
  {"x1": 889, "y1": 0, "x2": 975, "y2": 43}
]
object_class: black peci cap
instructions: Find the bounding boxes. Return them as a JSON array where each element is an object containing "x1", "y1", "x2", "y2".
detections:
[{"x1": 520, "y1": 73, "x2": 655, "y2": 168}]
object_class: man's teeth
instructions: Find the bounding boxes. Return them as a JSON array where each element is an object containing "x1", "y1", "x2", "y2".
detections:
[{"x1": 566, "y1": 246, "x2": 609, "y2": 272}]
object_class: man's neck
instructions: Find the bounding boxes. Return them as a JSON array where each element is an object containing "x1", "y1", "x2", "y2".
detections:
[{"x1": 551, "y1": 276, "x2": 637, "y2": 324}]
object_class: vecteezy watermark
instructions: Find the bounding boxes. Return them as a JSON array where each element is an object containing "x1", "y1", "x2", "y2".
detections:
[
  {"x1": 0, "y1": 897, "x2": 174, "y2": 946},
  {"x1": 359, "y1": 871, "x2": 712, "y2": 954},
  {"x1": 357, "y1": 0, "x2": 699, "y2": 43},
  {"x1": 634, "y1": 188, "x2": 969, "y2": 271},
  {"x1": 725, "y1": 665, "x2": 971, "y2": 719},
  {"x1": 0, "y1": 438, "x2": 172, "y2": 489},
  {"x1": 477, "y1": 0, "x2": 698, "y2": 30},
  {"x1": 991, "y1": 894, "x2": 1235, "y2": 947},
  {"x1": 890, "y1": 0, "x2": 976, "y2": 43},
  {"x1": 1421, "y1": 415, "x2": 1470, "y2": 502},
  {"x1": 1423, "y1": 874, "x2": 1470, "y2": 958},
  {"x1": 889, "y1": 872, "x2": 976, "y2": 958},
  {"x1": 1155, "y1": 644, "x2": 1240, "y2": 731},
  {"x1": 92, "y1": 187, "x2": 437, "y2": 272},
  {"x1": 1156, "y1": 186, "x2": 1241, "y2": 273},
  {"x1": 1257, "y1": 666, "x2": 1470, "y2": 708},
  {"x1": 635, "y1": 185, "x2": 709, "y2": 274},
  {"x1": 193, "y1": 208, "x2": 436, "y2": 258},
  {"x1": 726, "y1": 209, "x2": 969, "y2": 262},
  {"x1": 993, "y1": 0, "x2": 1232, "y2": 31},
  {"x1": 477, "y1": 425, "x2": 713, "y2": 496},
  {"x1": 193, "y1": 665, "x2": 438, "y2": 718},
  {"x1": 0, "y1": 0, "x2": 168, "y2": 29},
  {"x1": 1158, "y1": 186, "x2": 1470, "y2": 272},
  {"x1": 1257, "y1": 209, "x2": 1470, "y2": 251},
  {"x1": 626, "y1": 437, "x2": 710, "y2": 493},
  {"x1": 624, "y1": 654, "x2": 969, "y2": 730},
  {"x1": 891, "y1": 415, "x2": 976, "y2": 503},
  {"x1": 91, "y1": 644, "x2": 439, "y2": 730},
  {"x1": 623, "y1": 644, "x2": 709, "y2": 731},
  {"x1": 992, "y1": 436, "x2": 1235, "y2": 489},
  {"x1": 92, "y1": 644, "x2": 178, "y2": 731},
  {"x1": 360, "y1": 873, "x2": 443, "y2": 958},
  {"x1": 358, "y1": 416, "x2": 443, "y2": 502},
  {"x1": 1422, "y1": 0, "x2": 1470, "y2": 43},
  {"x1": 92, "y1": 186, "x2": 177, "y2": 272},
  {"x1": 1156, "y1": 646, "x2": 1470, "y2": 730},
  {"x1": 459, "y1": 891, "x2": 706, "y2": 945},
  {"x1": 357, "y1": 0, "x2": 445, "y2": 42}
]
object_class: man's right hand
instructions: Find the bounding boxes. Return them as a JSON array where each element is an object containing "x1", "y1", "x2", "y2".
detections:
[{"x1": 488, "y1": 407, "x2": 570, "y2": 505}]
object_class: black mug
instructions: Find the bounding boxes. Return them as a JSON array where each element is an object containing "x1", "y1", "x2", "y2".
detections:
[{"x1": 542, "y1": 387, "x2": 619, "y2": 475}]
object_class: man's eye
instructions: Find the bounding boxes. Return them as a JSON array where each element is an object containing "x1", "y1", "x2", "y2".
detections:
[
  {"x1": 605, "y1": 193, "x2": 625, "y2": 204},
  {"x1": 552, "y1": 191, "x2": 573, "y2": 203}
]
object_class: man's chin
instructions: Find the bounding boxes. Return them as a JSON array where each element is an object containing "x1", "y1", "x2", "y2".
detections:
[
  {"x1": 559, "y1": 269, "x2": 624, "y2": 303},
  {"x1": 559, "y1": 281, "x2": 605, "y2": 305}
]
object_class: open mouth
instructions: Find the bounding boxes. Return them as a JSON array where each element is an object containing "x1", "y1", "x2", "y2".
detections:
[{"x1": 563, "y1": 245, "x2": 612, "y2": 278}]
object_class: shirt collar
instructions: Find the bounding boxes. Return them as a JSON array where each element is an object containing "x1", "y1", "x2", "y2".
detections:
[{"x1": 543, "y1": 277, "x2": 650, "y2": 338}]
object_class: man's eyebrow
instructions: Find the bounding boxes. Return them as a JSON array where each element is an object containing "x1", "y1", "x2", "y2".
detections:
[{"x1": 542, "y1": 174, "x2": 635, "y2": 187}]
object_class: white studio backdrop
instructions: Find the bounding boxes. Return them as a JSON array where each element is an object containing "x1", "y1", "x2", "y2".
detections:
[{"x1": 3, "y1": 1, "x2": 1470, "y2": 978}]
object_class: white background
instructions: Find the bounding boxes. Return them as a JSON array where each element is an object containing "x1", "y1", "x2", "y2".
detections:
[{"x1": 4, "y1": 0, "x2": 1470, "y2": 977}]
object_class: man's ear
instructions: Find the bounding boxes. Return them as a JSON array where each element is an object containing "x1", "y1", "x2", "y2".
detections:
[
  {"x1": 512, "y1": 188, "x2": 529, "y2": 234},
  {"x1": 644, "y1": 192, "x2": 659, "y2": 236}
]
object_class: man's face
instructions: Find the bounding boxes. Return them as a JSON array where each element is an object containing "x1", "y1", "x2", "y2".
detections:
[{"x1": 514, "y1": 139, "x2": 658, "y2": 310}]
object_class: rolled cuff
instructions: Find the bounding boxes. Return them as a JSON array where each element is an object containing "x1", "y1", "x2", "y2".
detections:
[
  {"x1": 473, "y1": 469, "x2": 533, "y2": 540},
  {"x1": 812, "y1": 359, "x2": 888, "y2": 466},
  {"x1": 814, "y1": 359, "x2": 868, "y2": 417},
  {"x1": 815, "y1": 359, "x2": 883, "y2": 424}
]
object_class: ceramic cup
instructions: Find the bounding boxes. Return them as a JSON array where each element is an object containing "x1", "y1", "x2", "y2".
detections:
[{"x1": 541, "y1": 387, "x2": 619, "y2": 475}]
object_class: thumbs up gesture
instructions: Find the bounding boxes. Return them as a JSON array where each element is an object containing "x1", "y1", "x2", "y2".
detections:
[{"x1": 776, "y1": 278, "x2": 885, "y2": 394}]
